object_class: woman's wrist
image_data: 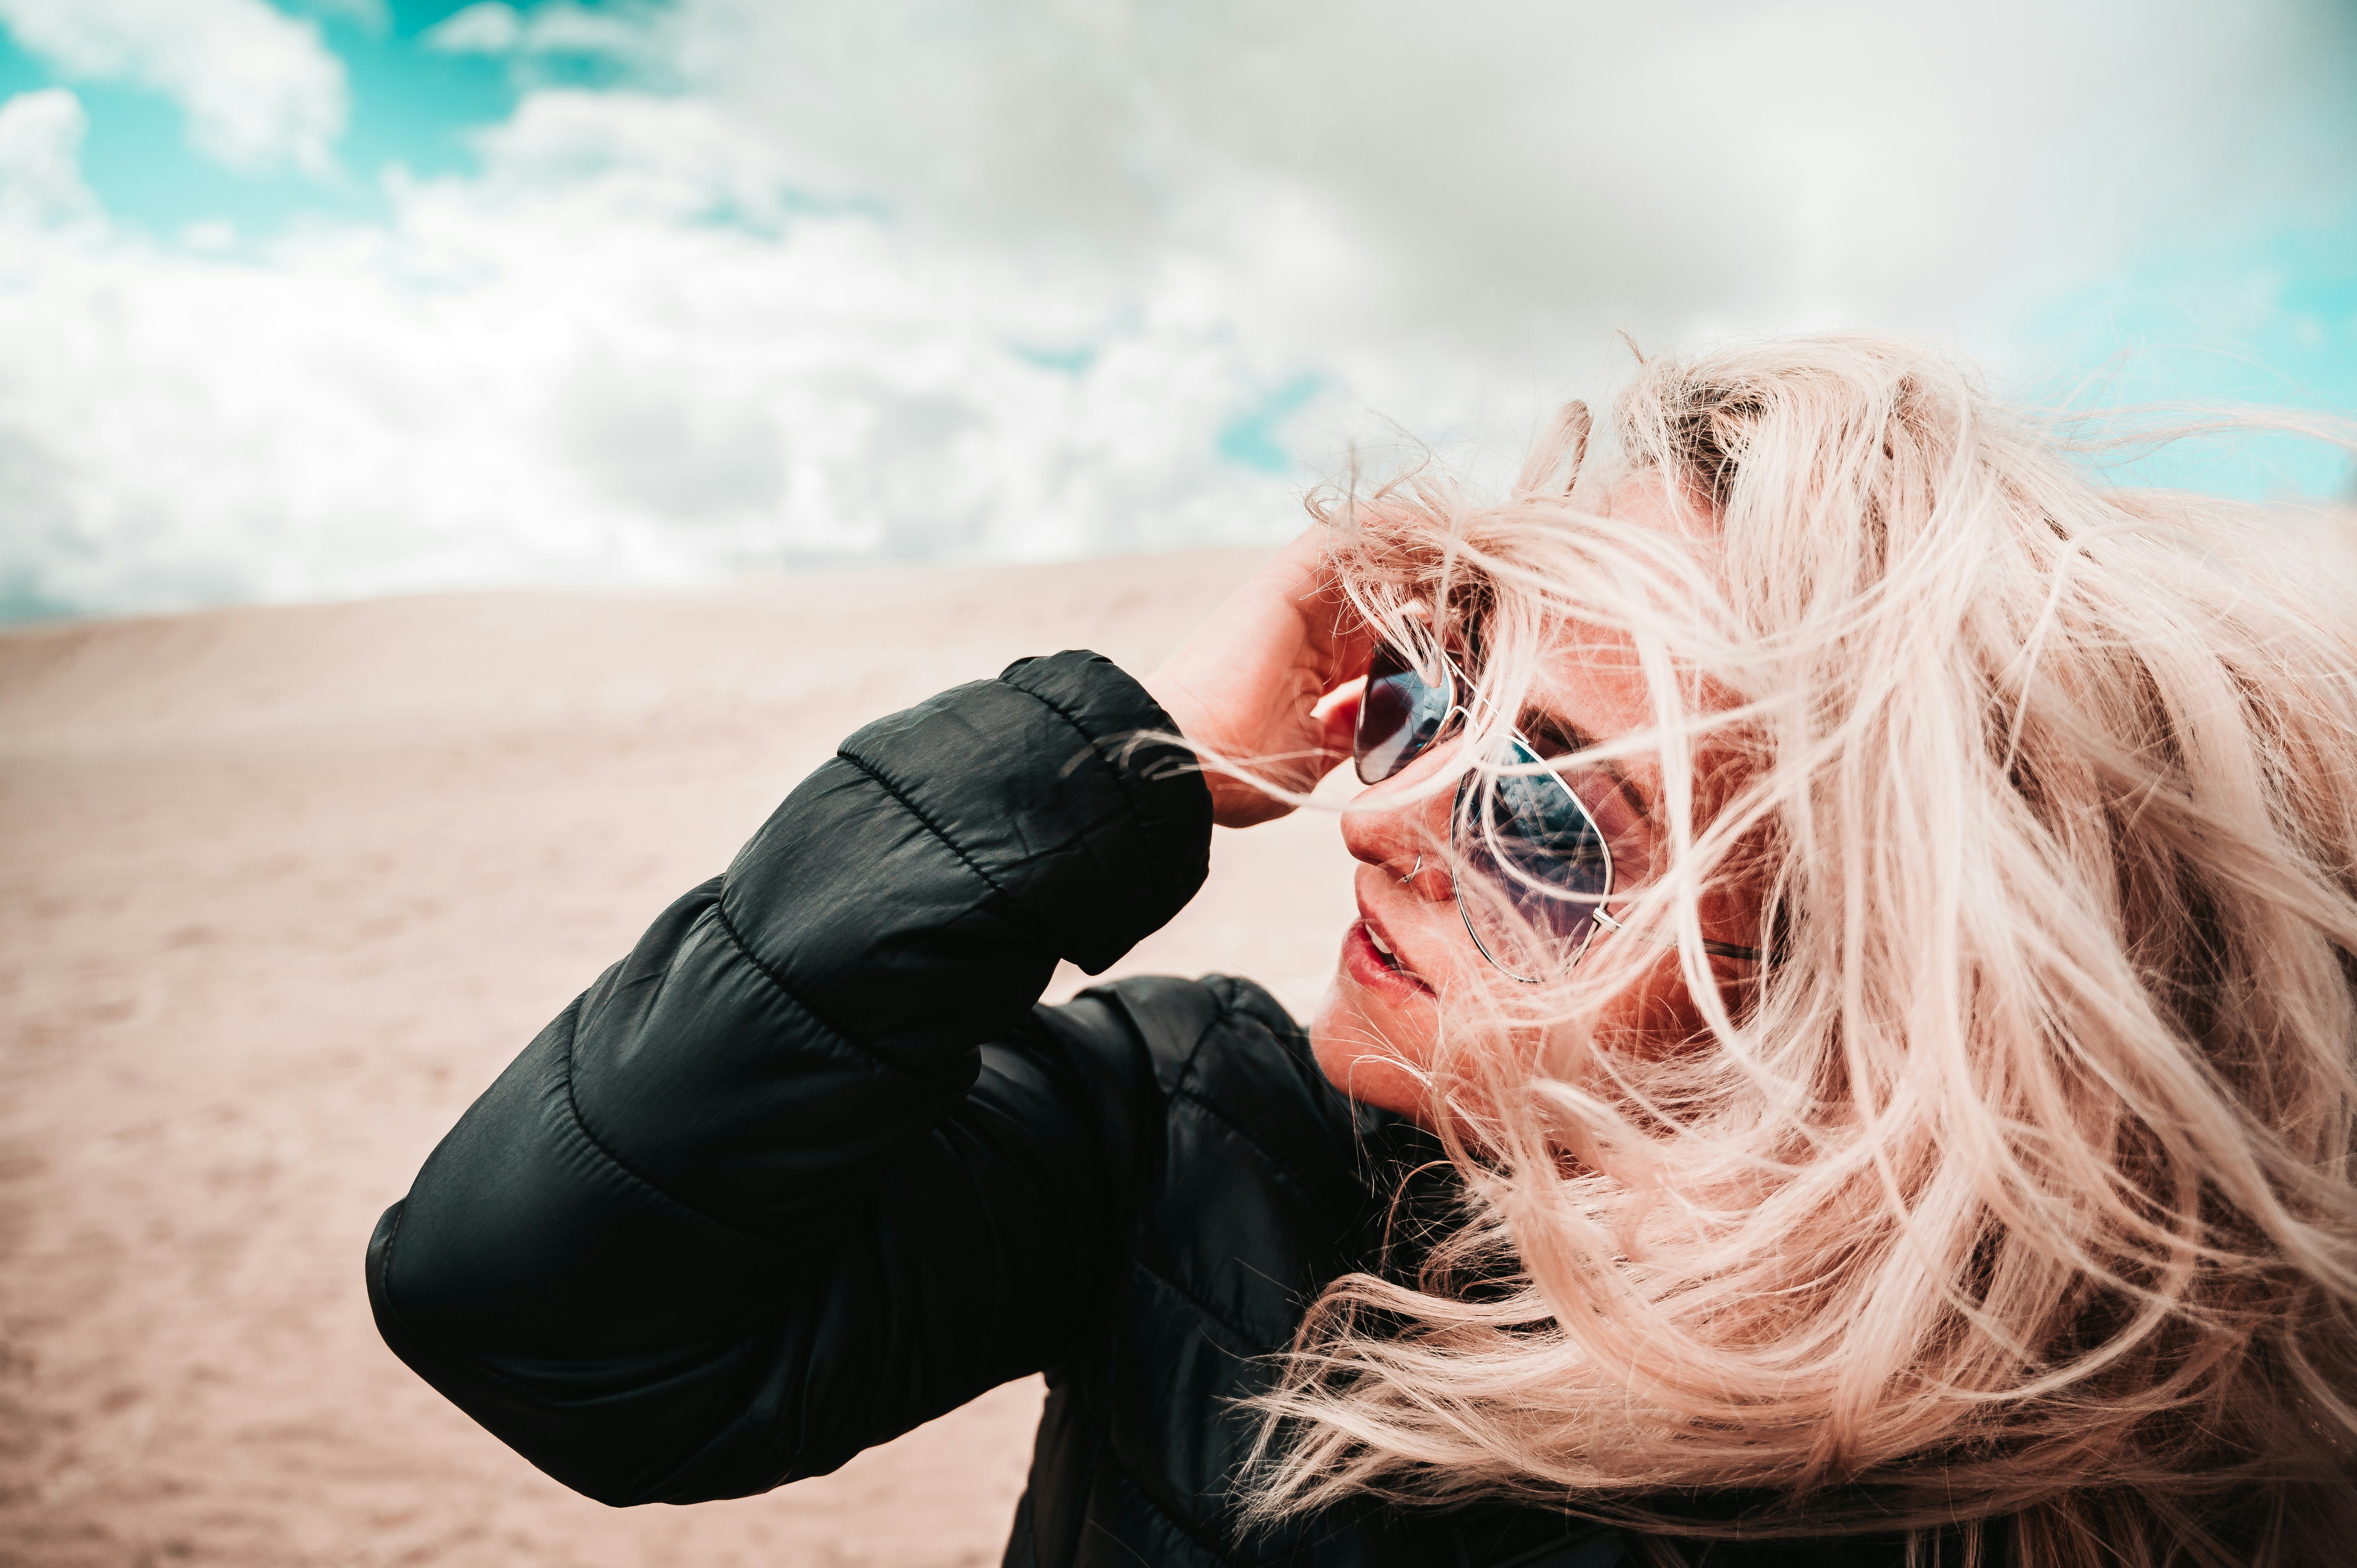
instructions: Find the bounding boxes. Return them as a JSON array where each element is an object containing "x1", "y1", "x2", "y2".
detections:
[
  {"x1": 1139, "y1": 673, "x2": 1254, "y2": 829},
  {"x1": 1141, "y1": 529, "x2": 1373, "y2": 831}
]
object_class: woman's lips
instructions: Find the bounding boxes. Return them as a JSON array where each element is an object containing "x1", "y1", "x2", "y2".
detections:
[{"x1": 1343, "y1": 918, "x2": 1435, "y2": 999}]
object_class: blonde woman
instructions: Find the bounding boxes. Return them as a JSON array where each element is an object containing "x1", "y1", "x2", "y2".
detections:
[{"x1": 369, "y1": 335, "x2": 2357, "y2": 1566}]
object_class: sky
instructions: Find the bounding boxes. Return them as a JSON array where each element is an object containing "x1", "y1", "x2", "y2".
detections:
[{"x1": 0, "y1": 0, "x2": 2352, "y2": 623}]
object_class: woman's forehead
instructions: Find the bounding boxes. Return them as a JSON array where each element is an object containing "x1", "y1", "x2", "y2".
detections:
[
  {"x1": 1518, "y1": 470, "x2": 1710, "y2": 750},
  {"x1": 1530, "y1": 628, "x2": 1652, "y2": 751}
]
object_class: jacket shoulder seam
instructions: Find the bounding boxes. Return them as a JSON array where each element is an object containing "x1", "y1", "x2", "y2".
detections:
[
  {"x1": 1167, "y1": 1083, "x2": 1335, "y2": 1224},
  {"x1": 1099, "y1": 1454, "x2": 1242, "y2": 1565},
  {"x1": 1132, "y1": 1257, "x2": 1257, "y2": 1349},
  {"x1": 1166, "y1": 979, "x2": 1243, "y2": 1099},
  {"x1": 1165, "y1": 980, "x2": 1353, "y2": 1223}
]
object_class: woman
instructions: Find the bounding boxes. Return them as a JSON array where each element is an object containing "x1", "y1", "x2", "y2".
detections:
[{"x1": 368, "y1": 335, "x2": 2357, "y2": 1566}]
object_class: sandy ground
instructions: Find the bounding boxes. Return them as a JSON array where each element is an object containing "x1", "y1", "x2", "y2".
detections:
[{"x1": 0, "y1": 552, "x2": 1362, "y2": 1568}]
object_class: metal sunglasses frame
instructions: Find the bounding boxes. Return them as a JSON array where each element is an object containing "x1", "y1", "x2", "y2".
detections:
[{"x1": 1354, "y1": 639, "x2": 1762, "y2": 981}]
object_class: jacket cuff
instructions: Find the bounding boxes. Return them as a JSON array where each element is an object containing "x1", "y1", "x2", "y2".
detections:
[
  {"x1": 992, "y1": 650, "x2": 1212, "y2": 969},
  {"x1": 717, "y1": 647, "x2": 1214, "y2": 1014}
]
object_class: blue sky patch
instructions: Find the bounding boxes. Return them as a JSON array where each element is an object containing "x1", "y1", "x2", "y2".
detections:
[
  {"x1": 1010, "y1": 343, "x2": 1099, "y2": 378},
  {"x1": 1217, "y1": 373, "x2": 1324, "y2": 475},
  {"x1": 2027, "y1": 208, "x2": 2357, "y2": 501},
  {"x1": 0, "y1": 1, "x2": 668, "y2": 238}
]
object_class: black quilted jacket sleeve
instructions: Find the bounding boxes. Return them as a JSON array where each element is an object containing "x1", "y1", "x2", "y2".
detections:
[{"x1": 364, "y1": 650, "x2": 1214, "y2": 1507}]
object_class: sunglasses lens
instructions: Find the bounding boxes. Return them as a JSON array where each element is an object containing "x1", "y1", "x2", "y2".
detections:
[
  {"x1": 1456, "y1": 741, "x2": 1612, "y2": 981},
  {"x1": 1355, "y1": 642, "x2": 1454, "y2": 784}
]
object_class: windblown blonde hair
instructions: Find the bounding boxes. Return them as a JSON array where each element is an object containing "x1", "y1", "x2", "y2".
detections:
[{"x1": 1252, "y1": 334, "x2": 2357, "y2": 1565}]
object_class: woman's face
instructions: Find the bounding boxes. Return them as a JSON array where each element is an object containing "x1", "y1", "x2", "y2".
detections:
[{"x1": 1309, "y1": 479, "x2": 1751, "y2": 1120}]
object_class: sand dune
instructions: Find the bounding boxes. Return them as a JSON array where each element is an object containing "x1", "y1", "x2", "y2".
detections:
[{"x1": 0, "y1": 553, "x2": 1362, "y2": 1567}]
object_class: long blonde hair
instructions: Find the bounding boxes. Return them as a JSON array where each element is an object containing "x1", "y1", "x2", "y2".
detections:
[{"x1": 1251, "y1": 334, "x2": 2357, "y2": 1565}]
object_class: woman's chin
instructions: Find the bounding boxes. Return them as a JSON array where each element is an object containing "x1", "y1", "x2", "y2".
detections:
[
  {"x1": 1308, "y1": 1023, "x2": 1432, "y2": 1121},
  {"x1": 1312, "y1": 942, "x2": 1437, "y2": 1120}
]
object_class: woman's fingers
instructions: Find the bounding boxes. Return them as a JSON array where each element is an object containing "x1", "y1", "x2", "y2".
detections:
[
  {"x1": 1312, "y1": 677, "x2": 1366, "y2": 775},
  {"x1": 1268, "y1": 528, "x2": 1373, "y2": 678},
  {"x1": 1144, "y1": 525, "x2": 1375, "y2": 829}
]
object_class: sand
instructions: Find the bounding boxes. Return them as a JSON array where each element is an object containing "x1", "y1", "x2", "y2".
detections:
[{"x1": 0, "y1": 552, "x2": 1362, "y2": 1567}]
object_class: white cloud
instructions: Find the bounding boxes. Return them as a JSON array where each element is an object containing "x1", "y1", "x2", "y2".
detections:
[
  {"x1": 0, "y1": 89, "x2": 1302, "y2": 617},
  {"x1": 0, "y1": 0, "x2": 346, "y2": 173},
  {"x1": 0, "y1": 0, "x2": 2348, "y2": 620},
  {"x1": 420, "y1": 3, "x2": 521, "y2": 55},
  {"x1": 670, "y1": 0, "x2": 2357, "y2": 366},
  {"x1": 423, "y1": 1, "x2": 668, "y2": 65},
  {"x1": 0, "y1": 88, "x2": 97, "y2": 229}
]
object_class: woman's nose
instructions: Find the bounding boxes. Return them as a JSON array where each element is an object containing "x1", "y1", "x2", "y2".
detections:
[{"x1": 1342, "y1": 779, "x2": 1451, "y2": 897}]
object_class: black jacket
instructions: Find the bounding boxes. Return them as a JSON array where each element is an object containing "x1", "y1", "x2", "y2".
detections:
[{"x1": 367, "y1": 651, "x2": 1914, "y2": 1568}]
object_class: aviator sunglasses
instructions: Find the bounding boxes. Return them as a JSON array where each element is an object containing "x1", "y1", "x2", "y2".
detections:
[{"x1": 1352, "y1": 638, "x2": 1762, "y2": 982}]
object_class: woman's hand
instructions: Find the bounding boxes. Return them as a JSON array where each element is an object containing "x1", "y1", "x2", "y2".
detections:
[{"x1": 1142, "y1": 527, "x2": 1376, "y2": 828}]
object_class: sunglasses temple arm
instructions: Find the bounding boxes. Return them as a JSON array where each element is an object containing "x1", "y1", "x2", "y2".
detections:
[{"x1": 1592, "y1": 908, "x2": 1763, "y2": 964}]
